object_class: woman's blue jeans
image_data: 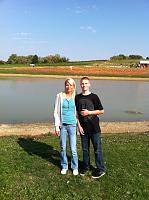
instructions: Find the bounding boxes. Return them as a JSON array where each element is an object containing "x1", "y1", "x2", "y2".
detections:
[
  {"x1": 60, "y1": 124, "x2": 78, "y2": 170},
  {"x1": 81, "y1": 132, "x2": 105, "y2": 172}
]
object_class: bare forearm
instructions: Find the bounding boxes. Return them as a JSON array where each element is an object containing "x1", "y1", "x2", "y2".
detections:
[
  {"x1": 89, "y1": 109, "x2": 104, "y2": 115},
  {"x1": 80, "y1": 109, "x2": 104, "y2": 116}
]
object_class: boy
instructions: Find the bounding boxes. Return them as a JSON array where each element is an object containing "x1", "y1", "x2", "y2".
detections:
[{"x1": 75, "y1": 77, "x2": 105, "y2": 178}]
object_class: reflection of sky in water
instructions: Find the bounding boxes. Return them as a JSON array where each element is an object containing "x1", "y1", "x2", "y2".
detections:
[{"x1": 0, "y1": 78, "x2": 149, "y2": 123}]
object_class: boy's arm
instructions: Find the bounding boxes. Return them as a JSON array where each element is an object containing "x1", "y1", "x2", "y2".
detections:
[
  {"x1": 80, "y1": 109, "x2": 104, "y2": 116},
  {"x1": 76, "y1": 112, "x2": 84, "y2": 135}
]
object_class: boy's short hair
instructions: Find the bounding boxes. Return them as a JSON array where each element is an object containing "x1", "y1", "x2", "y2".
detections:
[{"x1": 80, "y1": 76, "x2": 90, "y2": 82}]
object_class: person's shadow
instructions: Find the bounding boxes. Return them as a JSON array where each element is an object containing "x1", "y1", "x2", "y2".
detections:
[{"x1": 17, "y1": 137, "x2": 60, "y2": 169}]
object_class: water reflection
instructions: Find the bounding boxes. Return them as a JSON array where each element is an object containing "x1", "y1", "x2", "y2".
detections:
[{"x1": 0, "y1": 77, "x2": 149, "y2": 123}]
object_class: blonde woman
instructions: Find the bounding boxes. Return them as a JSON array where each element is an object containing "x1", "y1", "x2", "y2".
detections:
[{"x1": 54, "y1": 78, "x2": 78, "y2": 175}]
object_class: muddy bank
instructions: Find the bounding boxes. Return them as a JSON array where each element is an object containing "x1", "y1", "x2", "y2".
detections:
[
  {"x1": 0, "y1": 121, "x2": 149, "y2": 137},
  {"x1": 0, "y1": 73, "x2": 149, "y2": 81}
]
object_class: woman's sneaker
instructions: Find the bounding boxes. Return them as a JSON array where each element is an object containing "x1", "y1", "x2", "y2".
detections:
[
  {"x1": 61, "y1": 169, "x2": 67, "y2": 175},
  {"x1": 73, "y1": 169, "x2": 78, "y2": 176},
  {"x1": 92, "y1": 169, "x2": 105, "y2": 179}
]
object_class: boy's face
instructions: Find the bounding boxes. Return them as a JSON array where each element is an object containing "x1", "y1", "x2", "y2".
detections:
[{"x1": 80, "y1": 79, "x2": 90, "y2": 92}]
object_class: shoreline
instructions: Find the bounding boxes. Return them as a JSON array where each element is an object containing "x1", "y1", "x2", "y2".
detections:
[
  {"x1": 0, "y1": 121, "x2": 149, "y2": 137},
  {"x1": 0, "y1": 73, "x2": 149, "y2": 81}
]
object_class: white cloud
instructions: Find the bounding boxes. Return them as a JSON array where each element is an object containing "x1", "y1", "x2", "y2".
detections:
[
  {"x1": 75, "y1": 6, "x2": 85, "y2": 14},
  {"x1": 66, "y1": 6, "x2": 86, "y2": 14},
  {"x1": 11, "y1": 32, "x2": 32, "y2": 40},
  {"x1": 12, "y1": 37, "x2": 32, "y2": 40},
  {"x1": 66, "y1": 4, "x2": 98, "y2": 14},
  {"x1": 15, "y1": 32, "x2": 32, "y2": 36},
  {"x1": 23, "y1": 40, "x2": 48, "y2": 44},
  {"x1": 10, "y1": 33, "x2": 48, "y2": 45},
  {"x1": 80, "y1": 26, "x2": 96, "y2": 33}
]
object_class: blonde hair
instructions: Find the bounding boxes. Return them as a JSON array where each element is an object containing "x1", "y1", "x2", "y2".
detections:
[{"x1": 64, "y1": 78, "x2": 76, "y2": 98}]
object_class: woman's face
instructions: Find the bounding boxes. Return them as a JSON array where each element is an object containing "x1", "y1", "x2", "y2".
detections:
[{"x1": 65, "y1": 81, "x2": 74, "y2": 94}]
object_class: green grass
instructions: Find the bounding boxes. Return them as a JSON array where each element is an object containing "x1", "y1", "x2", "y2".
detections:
[
  {"x1": 0, "y1": 133, "x2": 148, "y2": 200},
  {"x1": 0, "y1": 61, "x2": 105, "y2": 68},
  {"x1": 39, "y1": 60, "x2": 105, "y2": 67},
  {"x1": 0, "y1": 64, "x2": 29, "y2": 68},
  {"x1": 0, "y1": 59, "x2": 139, "y2": 68}
]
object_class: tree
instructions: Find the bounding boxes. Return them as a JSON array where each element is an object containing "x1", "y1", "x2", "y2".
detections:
[
  {"x1": 7, "y1": 54, "x2": 18, "y2": 64},
  {"x1": 31, "y1": 55, "x2": 38, "y2": 64},
  {"x1": 6, "y1": 53, "x2": 69, "y2": 64},
  {"x1": 128, "y1": 55, "x2": 143, "y2": 59},
  {"x1": 0, "y1": 60, "x2": 5, "y2": 64},
  {"x1": 110, "y1": 54, "x2": 127, "y2": 60}
]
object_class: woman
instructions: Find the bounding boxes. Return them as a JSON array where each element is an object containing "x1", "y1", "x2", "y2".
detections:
[{"x1": 54, "y1": 78, "x2": 78, "y2": 175}]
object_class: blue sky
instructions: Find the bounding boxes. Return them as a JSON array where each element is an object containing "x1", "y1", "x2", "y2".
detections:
[{"x1": 0, "y1": 0, "x2": 149, "y2": 61}]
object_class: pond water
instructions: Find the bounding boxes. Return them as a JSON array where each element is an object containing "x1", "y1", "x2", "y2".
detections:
[{"x1": 0, "y1": 77, "x2": 149, "y2": 123}]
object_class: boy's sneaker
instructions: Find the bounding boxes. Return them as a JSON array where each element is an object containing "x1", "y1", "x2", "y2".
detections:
[
  {"x1": 92, "y1": 169, "x2": 105, "y2": 179},
  {"x1": 80, "y1": 168, "x2": 89, "y2": 176},
  {"x1": 73, "y1": 169, "x2": 78, "y2": 176},
  {"x1": 61, "y1": 169, "x2": 67, "y2": 175}
]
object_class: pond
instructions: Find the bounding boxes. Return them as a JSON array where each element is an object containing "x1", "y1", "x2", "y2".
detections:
[{"x1": 0, "y1": 77, "x2": 149, "y2": 123}]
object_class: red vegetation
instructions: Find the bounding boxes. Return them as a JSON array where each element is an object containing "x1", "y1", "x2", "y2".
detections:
[{"x1": 15, "y1": 66, "x2": 149, "y2": 77}]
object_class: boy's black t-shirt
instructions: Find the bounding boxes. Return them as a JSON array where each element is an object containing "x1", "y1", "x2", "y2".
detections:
[{"x1": 75, "y1": 93, "x2": 103, "y2": 134}]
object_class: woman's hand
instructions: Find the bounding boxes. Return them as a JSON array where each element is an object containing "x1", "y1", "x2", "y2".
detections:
[{"x1": 54, "y1": 130, "x2": 60, "y2": 137}]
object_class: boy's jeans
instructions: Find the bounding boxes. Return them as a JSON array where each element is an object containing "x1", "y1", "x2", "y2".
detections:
[
  {"x1": 81, "y1": 132, "x2": 105, "y2": 172},
  {"x1": 60, "y1": 124, "x2": 78, "y2": 170}
]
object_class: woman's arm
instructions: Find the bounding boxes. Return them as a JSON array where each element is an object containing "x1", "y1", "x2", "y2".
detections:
[{"x1": 54, "y1": 93, "x2": 61, "y2": 136}]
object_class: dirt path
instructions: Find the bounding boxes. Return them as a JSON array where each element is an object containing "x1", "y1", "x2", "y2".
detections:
[{"x1": 0, "y1": 121, "x2": 149, "y2": 137}]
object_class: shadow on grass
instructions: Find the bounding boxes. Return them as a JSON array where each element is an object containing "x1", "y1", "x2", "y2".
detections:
[
  {"x1": 17, "y1": 137, "x2": 84, "y2": 171},
  {"x1": 17, "y1": 137, "x2": 61, "y2": 169}
]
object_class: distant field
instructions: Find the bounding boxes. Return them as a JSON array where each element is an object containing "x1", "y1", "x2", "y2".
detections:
[
  {"x1": 0, "y1": 59, "x2": 149, "y2": 78},
  {"x1": 0, "y1": 60, "x2": 105, "y2": 68},
  {"x1": 0, "y1": 66, "x2": 149, "y2": 79},
  {"x1": 0, "y1": 59, "x2": 140, "y2": 68}
]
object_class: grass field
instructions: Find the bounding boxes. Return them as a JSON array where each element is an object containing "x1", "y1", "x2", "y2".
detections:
[
  {"x1": 0, "y1": 60, "x2": 104, "y2": 68},
  {"x1": 0, "y1": 133, "x2": 148, "y2": 200},
  {"x1": 0, "y1": 59, "x2": 141, "y2": 68}
]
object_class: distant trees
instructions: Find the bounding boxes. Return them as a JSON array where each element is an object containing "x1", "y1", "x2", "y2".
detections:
[
  {"x1": 7, "y1": 54, "x2": 18, "y2": 64},
  {"x1": 128, "y1": 55, "x2": 143, "y2": 59},
  {"x1": 110, "y1": 54, "x2": 127, "y2": 60},
  {"x1": 0, "y1": 60, "x2": 6, "y2": 64},
  {"x1": 31, "y1": 55, "x2": 38, "y2": 64},
  {"x1": 110, "y1": 54, "x2": 143, "y2": 60},
  {"x1": 7, "y1": 54, "x2": 33, "y2": 64},
  {"x1": 6, "y1": 54, "x2": 69, "y2": 64},
  {"x1": 0, "y1": 53, "x2": 148, "y2": 64},
  {"x1": 39, "y1": 54, "x2": 69, "y2": 64}
]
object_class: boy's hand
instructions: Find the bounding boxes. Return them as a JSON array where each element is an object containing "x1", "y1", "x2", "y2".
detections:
[{"x1": 80, "y1": 109, "x2": 90, "y2": 116}]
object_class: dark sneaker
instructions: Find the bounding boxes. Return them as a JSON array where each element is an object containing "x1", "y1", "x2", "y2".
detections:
[
  {"x1": 92, "y1": 169, "x2": 105, "y2": 179},
  {"x1": 80, "y1": 168, "x2": 89, "y2": 176}
]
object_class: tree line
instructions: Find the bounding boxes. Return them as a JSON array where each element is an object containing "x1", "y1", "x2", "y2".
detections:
[
  {"x1": 0, "y1": 53, "x2": 149, "y2": 65},
  {"x1": 0, "y1": 54, "x2": 69, "y2": 65},
  {"x1": 110, "y1": 54, "x2": 149, "y2": 60}
]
